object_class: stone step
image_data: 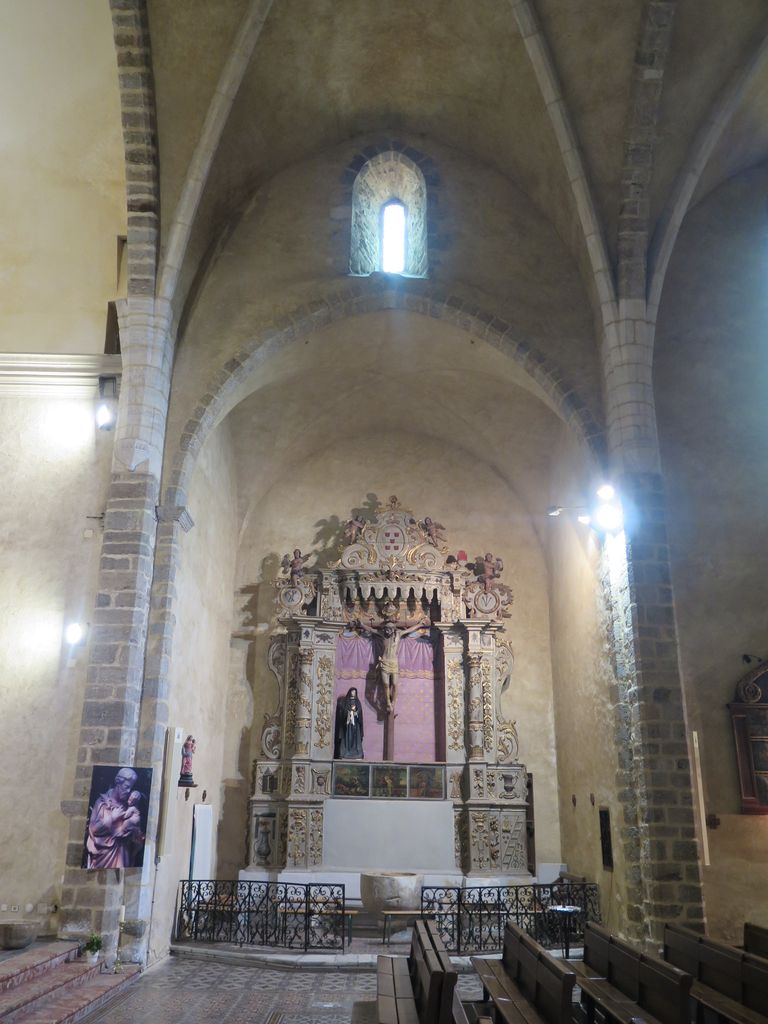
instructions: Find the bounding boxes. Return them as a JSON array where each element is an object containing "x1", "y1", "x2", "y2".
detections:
[
  {"x1": 0, "y1": 960, "x2": 101, "y2": 1024},
  {"x1": 0, "y1": 944, "x2": 79, "y2": 995},
  {"x1": 8, "y1": 964, "x2": 140, "y2": 1024}
]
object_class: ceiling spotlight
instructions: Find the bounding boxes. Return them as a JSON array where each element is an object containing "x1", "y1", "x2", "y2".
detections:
[
  {"x1": 546, "y1": 506, "x2": 564, "y2": 517},
  {"x1": 577, "y1": 513, "x2": 592, "y2": 526},
  {"x1": 596, "y1": 483, "x2": 615, "y2": 502},
  {"x1": 96, "y1": 404, "x2": 113, "y2": 429},
  {"x1": 65, "y1": 622, "x2": 84, "y2": 645}
]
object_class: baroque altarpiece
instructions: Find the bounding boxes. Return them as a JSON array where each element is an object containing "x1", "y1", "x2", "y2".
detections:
[{"x1": 248, "y1": 498, "x2": 531, "y2": 878}]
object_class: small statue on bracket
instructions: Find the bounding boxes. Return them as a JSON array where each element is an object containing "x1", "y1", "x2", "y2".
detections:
[
  {"x1": 477, "y1": 552, "x2": 504, "y2": 591},
  {"x1": 419, "y1": 516, "x2": 446, "y2": 548},
  {"x1": 178, "y1": 735, "x2": 197, "y2": 788},
  {"x1": 335, "y1": 687, "x2": 365, "y2": 759},
  {"x1": 284, "y1": 548, "x2": 306, "y2": 586},
  {"x1": 344, "y1": 514, "x2": 366, "y2": 545}
]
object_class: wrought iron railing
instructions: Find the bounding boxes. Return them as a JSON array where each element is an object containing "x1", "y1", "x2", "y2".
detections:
[
  {"x1": 421, "y1": 881, "x2": 600, "y2": 954},
  {"x1": 176, "y1": 880, "x2": 346, "y2": 951}
]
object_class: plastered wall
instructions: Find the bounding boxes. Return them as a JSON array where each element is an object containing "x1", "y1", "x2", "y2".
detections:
[
  {"x1": 147, "y1": 421, "x2": 240, "y2": 961},
  {"x1": 228, "y1": 431, "x2": 564, "y2": 870},
  {"x1": 544, "y1": 428, "x2": 630, "y2": 930},
  {"x1": 0, "y1": 395, "x2": 112, "y2": 925},
  {"x1": 655, "y1": 163, "x2": 768, "y2": 940}
]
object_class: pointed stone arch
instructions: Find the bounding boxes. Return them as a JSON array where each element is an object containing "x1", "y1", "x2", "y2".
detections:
[{"x1": 162, "y1": 275, "x2": 606, "y2": 508}]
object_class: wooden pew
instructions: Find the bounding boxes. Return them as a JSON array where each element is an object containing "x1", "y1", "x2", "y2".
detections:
[
  {"x1": 573, "y1": 921, "x2": 692, "y2": 1024},
  {"x1": 663, "y1": 922, "x2": 768, "y2": 1024},
  {"x1": 377, "y1": 918, "x2": 458, "y2": 1024},
  {"x1": 471, "y1": 921, "x2": 576, "y2": 1024},
  {"x1": 744, "y1": 922, "x2": 768, "y2": 961}
]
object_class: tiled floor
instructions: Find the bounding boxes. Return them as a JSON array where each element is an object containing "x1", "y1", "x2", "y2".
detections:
[{"x1": 83, "y1": 956, "x2": 484, "y2": 1024}]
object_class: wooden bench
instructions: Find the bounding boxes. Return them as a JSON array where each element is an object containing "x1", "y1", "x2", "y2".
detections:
[
  {"x1": 744, "y1": 922, "x2": 768, "y2": 961},
  {"x1": 663, "y1": 922, "x2": 768, "y2": 1024},
  {"x1": 472, "y1": 920, "x2": 576, "y2": 1024},
  {"x1": 378, "y1": 918, "x2": 459, "y2": 1024},
  {"x1": 573, "y1": 921, "x2": 692, "y2": 1024}
]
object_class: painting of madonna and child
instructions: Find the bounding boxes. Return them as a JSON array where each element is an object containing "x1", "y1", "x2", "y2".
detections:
[{"x1": 81, "y1": 765, "x2": 153, "y2": 869}]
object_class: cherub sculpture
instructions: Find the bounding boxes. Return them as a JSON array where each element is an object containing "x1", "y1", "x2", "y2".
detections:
[
  {"x1": 283, "y1": 548, "x2": 305, "y2": 586},
  {"x1": 344, "y1": 515, "x2": 366, "y2": 545},
  {"x1": 419, "y1": 515, "x2": 446, "y2": 548},
  {"x1": 477, "y1": 552, "x2": 504, "y2": 591}
]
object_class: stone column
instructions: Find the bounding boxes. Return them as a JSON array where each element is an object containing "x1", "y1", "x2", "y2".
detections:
[
  {"x1": 58, "y1": 295, "x2": 172, "y2": 954},
  {"x1": 599, "y1": 301, "x2": 705, "y2": 941}
]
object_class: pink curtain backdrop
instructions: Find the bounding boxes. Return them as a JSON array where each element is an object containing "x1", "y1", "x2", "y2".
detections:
[{"x1": 334, "y1": 631, "x2": 438, "y2": 763}]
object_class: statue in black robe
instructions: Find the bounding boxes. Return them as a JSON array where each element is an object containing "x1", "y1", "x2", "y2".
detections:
[{"x1": 336, "y1": 687, "x2": 364, "y2": 759}]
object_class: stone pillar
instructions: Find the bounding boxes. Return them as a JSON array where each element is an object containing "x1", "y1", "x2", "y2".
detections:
[
  {"x1": 58, "y1": 295, "x2": 172, "y2": 955},
  {"x1": 605, "y1": 474, "x2": 704, "y2": 941}
]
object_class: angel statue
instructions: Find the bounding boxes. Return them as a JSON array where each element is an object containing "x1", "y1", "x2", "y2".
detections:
[
  {"x1": 477, "y1": 552, "x2": 504, "y2": 591},
  {"x1": 282, "y1": 548, "x2": 306, "y2": 586},
  {"x1": 344, "y1": 514, "x2": 366, "y2": 545},
  {"x1": 419, "y1": 515, "x2": 446, "y2": 548}
]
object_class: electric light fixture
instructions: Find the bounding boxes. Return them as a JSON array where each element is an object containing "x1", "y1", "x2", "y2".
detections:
[
  {"x1": 65, "y1": 622, "x2": 84, "y2": 645},
  {"x1": 96, "y1": 403, "x2": 113, "y2": 429}
]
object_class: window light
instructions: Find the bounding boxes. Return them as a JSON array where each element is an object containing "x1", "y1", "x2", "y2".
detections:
[{"x1": 382, "y1": 202, "x2": 406, "y2": 273}]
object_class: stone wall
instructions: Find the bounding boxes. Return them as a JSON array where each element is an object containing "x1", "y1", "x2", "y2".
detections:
[
  {"x1": 655, "y1": 162, "x2": 768, "y2": 940},
  {"x1": 0, "y1": 395, "x2": 112, "y2": 928}
]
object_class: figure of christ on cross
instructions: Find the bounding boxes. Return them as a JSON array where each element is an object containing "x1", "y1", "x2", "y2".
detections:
[{"x1": 352, "y1": 606, "x2": 431, "y2": 713}]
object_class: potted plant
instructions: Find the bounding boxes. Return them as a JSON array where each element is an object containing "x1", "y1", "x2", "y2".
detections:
[{"x1": 83, "y1": 932, "x2": 103, "y2": 963}]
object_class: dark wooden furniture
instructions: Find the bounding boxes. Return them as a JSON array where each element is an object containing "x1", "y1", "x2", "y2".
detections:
[
  {"x1": 663, "y1": 922, "x2": 768, "y2": 1024},
  {"x1": 744, "y1": 922, "x2": 768, "y2": 961},
  {"x1": 572, "y1": 921, "x2": 692, "y2": 1024},
  {"x1": 728, "y1": 664, "x2": 768, "y2": 813},
  {"x1": 471, "y1": 920, "x2": 576, "y2": 1024},
  {"x1": 377, "y1": 918, "x2": 459, "y2": 1024}
]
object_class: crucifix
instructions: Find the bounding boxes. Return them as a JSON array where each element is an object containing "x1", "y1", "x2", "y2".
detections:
[{"x1": 352, "y1": 602, "x2": 430, "y2": 760}]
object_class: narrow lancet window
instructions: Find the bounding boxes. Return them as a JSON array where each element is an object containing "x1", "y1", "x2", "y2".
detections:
[
  {"x1": 349, "y1": 150, "x2": 428, "y2": 277},
  {"x1": 381, "y1": 201, "x2": 406, "y2": 273}
]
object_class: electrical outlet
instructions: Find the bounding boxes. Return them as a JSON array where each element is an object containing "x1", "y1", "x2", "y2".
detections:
[
  {"x1": 25, "y1": 903, "x2": 33, "y2": 914},
  {"x1": 0, "y1": 904, "x2": 7, "y2": 912},
  {"x1": 10, "y1": 905, "x2": 19, "y2": 913}
]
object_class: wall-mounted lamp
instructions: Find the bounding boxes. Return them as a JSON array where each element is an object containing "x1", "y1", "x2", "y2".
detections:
[
  {"x1": 96, "y1": 376, "x2": 118, "y2": 431},
  {"x1": 65, "y1": 622, "x2": 84, "y2": 645},
  {"x1": 547, "y1": 483, "x2": 623, "y2": 534}
]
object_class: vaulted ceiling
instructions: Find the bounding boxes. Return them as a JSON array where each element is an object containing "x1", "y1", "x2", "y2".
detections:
[{"x1": 145, "y1": 0, "x2": 768, "y2": 313}]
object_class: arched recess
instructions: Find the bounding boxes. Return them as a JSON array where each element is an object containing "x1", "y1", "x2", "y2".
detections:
[
  {"x1": 349, "y1": 151, "x2": 428, "y2": 276},
  {"x1": 162, "y1": 276, "x2": 606, "y2": 508}
]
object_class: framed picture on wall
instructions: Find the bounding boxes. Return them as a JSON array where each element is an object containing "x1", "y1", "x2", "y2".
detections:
[
  {"x1": 371, "y1": 764, "x2": 407, "y2": 798},
  {"x1": 408, "y1": 765, "x2": 444, "y2": 799},
  {"x1": 82, "y1": 765, "x2": 153, "y2": 870},
  {"x1": 332, "y1": 763, "x2": 370, "y2": 797}
]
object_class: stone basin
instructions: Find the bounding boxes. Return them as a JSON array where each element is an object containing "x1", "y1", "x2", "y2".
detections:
[
  {"x1": 360, "y1": 871, "x2": 424, "y2": 913},
  {"x1": 0, "y1": 921, "x2": 39, "y2": 949}
]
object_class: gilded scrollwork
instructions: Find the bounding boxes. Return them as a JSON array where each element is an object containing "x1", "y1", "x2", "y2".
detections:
[
  {"x1": 309, "y1": 808, "x2": 324, "y2": 865},
  {"x1": 314, "y1": 655, "x2": 334, "y2": 751},
  {"x1": 489, "y1": 814, "x2": 500, "y2": 868},
  {"x1": 446, "y1": 658, "x2": 465, "y2": 752},
  {"x1": 286, "y1": 808, "x2": 307, "y2": 866},
  {"x1": 481, "y1": 659, "x2": 494, "y2": 753},
  {"x1": 470, "y1": 810, "x2": 490, "y2": 871}
]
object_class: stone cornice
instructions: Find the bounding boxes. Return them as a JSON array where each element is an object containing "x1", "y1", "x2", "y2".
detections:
[{"x1": 0, "y1": 353, "x2": 122, "y2": 396}]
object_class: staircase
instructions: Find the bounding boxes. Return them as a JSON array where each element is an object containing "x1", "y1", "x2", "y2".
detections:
[{"x1": 0, "y1": 941, "x2": 139, "y2": 1023}]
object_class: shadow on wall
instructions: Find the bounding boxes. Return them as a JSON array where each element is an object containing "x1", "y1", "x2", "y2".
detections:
[{"x1": 217, "y1": 725, "x2": 253, "y2": 878}]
